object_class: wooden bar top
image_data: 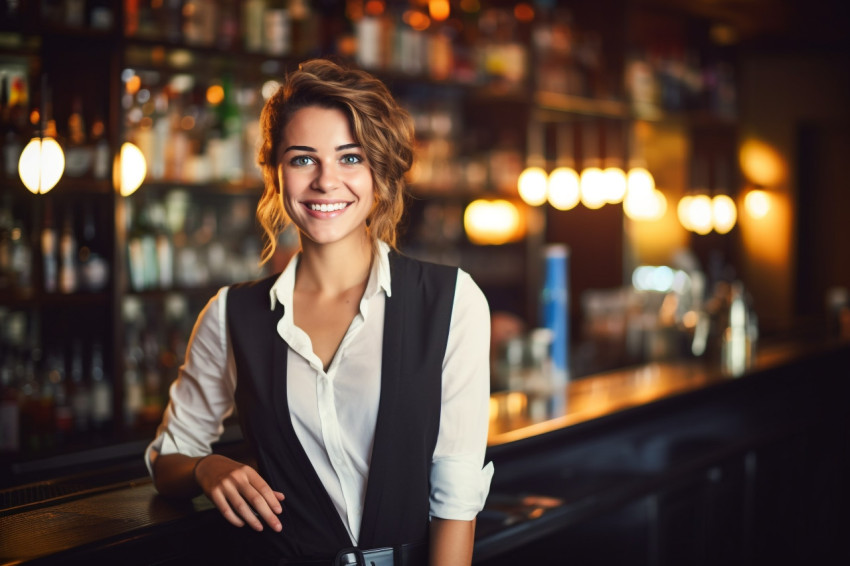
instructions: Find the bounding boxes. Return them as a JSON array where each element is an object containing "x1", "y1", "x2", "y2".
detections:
[{"x1": 1, "y1": 338, "x2": 847, "y2": 565}]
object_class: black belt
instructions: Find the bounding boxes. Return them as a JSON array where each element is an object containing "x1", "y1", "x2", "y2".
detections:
[{"x1": 281, "y1": 541, "x2": 427, "y2": 566}]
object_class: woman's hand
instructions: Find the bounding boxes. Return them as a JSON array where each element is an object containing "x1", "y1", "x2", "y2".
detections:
[{"x1": 193, "y1": 454, "x2": 285, "y2": 532}]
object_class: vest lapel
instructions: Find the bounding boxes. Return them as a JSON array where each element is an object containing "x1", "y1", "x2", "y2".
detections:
[
  {"x1": 270, "y1": 305, "x2": 353, "y2": 547},
  {"x1": 358, "y1": 254, "x2": 405, "y2": 547}
]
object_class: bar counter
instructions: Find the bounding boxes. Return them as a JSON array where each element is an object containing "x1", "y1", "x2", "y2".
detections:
[{"x1": 2, "y1": 338, "x2": 848, "y2": 565}]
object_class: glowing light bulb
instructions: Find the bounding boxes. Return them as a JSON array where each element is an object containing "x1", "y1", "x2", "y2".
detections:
[
  {"x1": 626, "y1": 167, "x2": 655, "y2": 194},
  {"x1": 677, "y1": 195, "x2": 694, "y2": 231},
  {"x1": 711, "y1": 194, "x2": 737, "y2": 234},
  {"x1": 547, "y1": 167, "x2": 580, "y2": 211},
  {"x1": 18, "y1": 137, "x2": 65, "y2": 194},
  {"x1": 689, "y1": 194, "x2": 713, "y2": 235},
  {"x1": 580, "y1": 166, "x2": 606, "y2": 209},
  {"x1": 602, "y1": 166, "x2": 627, "y2": 204},
  {"x1": 463, "y1": 199, "x2": 523, "y2": 245},
  {"x1": 518, "y1": 166, "x2": 548, "y2": 206},
  {"x1": 744, "y1": 189, "x2": 770, "y2": 219},
  {"x1": 114, "y1": 142, "x2": 147, "y2": 197}
]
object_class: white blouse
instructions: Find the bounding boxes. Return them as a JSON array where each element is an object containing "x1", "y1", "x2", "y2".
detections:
[{"x1": 145, "y1": 241, "x2": 494, "y2": 545}]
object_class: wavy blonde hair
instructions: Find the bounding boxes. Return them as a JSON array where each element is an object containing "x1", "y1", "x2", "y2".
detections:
[{"x1": 256, "y1": 59, "x2": 415, "y2": 264}]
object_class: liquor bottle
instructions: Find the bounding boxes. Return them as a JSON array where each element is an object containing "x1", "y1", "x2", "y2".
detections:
[
  {"x1": 2, "y1": 73, "x2": 24, "y2": 179},
  {"x1": 64, "y1": 0, "x2": 87, "y2": 27},
  {"x1": 149, "y1": 200, "x2": 174, "y2": 289},
  {"x1": 69, "y1": 339, "x2": 91, "y2": 436},
  {"x1": 150, "y1": 91, "x2": 169, "y2": 180},
  {"x1": 0, "y1": 193, "x2": 12, "y2": 289},
  {"x1": 64, "y1": 97, "x2": 92, "y2": 178},
  {"x1": 88, "y1": 0, "x2": 115, "y2": 30},
  {"x1": 59, "y1": 210, "x2": 79, "y2": 294},
  {"x1": 123, "y1": 330, "x2": 144, "y2": 428},
  {"x1": 0, "y1": 362, "x2": 20, "y2": 453},
  {"x1": 264, "y1": 0, "x2": 291, "y2": 56},
  {"x1": 47, "y1": 349, "x2": 73, "y2": 443},
  {"x1": 217, "y1": 0, "x2": 239, "y2": 50},
  {"x1": 91, "y1": 114, "x2": 111, "y2": 180},
  {"x1": 78, "y1": 202, "x2": 109, "y2": 292},
  {"x1": 217, "y1": 75, "x2": 243, "y2": 181},
  {"x1": 10, "y1": 216, "x2": 33, "y2": 292},
  {"x1": 89, "y1": 340, "x2": 113, "y2": 431},
  {"x1": 243, "y1": 0, "x2": 267, "y2": 52},
  {"x1": 41, "y1": 201, "x2": 59, "y2": 293},
  {"x1": 18, "y1": 356, "x2": 42, "y2": 451}
]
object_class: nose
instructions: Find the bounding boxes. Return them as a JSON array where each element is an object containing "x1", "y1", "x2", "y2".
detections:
[{"x1": 313, "y1": 163, "x2": 340, "y2": 192}]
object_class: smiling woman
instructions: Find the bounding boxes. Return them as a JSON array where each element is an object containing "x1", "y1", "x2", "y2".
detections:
[{"x1": 145, "y1": 59, "x2": 494, "y2": 566}]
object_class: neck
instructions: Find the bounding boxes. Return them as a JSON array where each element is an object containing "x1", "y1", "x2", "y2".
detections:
[{"x1": 296, "y1": 233, "x2": 374, "y2": 295}]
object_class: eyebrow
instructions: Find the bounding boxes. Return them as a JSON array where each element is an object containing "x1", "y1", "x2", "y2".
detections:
[{"x1": 283, "y1": 143, "x2": 361, "y2": 153}]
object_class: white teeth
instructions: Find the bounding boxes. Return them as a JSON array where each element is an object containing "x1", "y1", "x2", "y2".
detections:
[{"x1": 309, "y1": 202, "x2": 347, "y2": 212}]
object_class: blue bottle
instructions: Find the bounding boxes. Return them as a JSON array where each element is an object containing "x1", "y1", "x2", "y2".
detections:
[{"x1": 541, "y1": 244, "x2": 570, "y2": 387}]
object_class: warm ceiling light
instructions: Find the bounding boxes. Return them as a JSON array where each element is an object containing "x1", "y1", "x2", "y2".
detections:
[
  {"x1": 677, "y1": 195, "x2": 694, "y2": 231},
  {"x1": 739, "y1": 138, "x2": 784, "y2": 186},
  {"x1": 744, "y1": 189, "x2": 770, "y2": 219},
  {"x1": 514, "y1": 3, "x2": 534, "y2": 22},
  {"x1": 547, "y1": 167, "x2": 580, "y2": 211},
  {"x1": 463, "y1": 199, "x2": 524, "y2": 245},
  {"x1": 626, "y1": 166, "x2": 655, "y2": 194},
  {"x1": 428, "y1": 0, "x2": 450, "y2": 21},
  {"x1": 688, "y1": 194, "x2": 713, "y2": 235},
  {"x1": 579, "y1": 166, "x2": 606, "y2": 209},
  {"x1": 712, "y1": 194, "x2": 737, "y2": 234},
  {"x1": 624, "y1": 183, "x2": 666, "y2": 221},
  {"x1": 602, "y1": 166, "x2": 627, "y2": 204},
  {"x1": 114, "y1": 142, "x2": 147, "y2": 197},
  {"x1": 18, "y1": 136, "x2": 65, "y2": 194},
  {"x1": 518, "y1": 166, "x2": 548, "y2": 206}
]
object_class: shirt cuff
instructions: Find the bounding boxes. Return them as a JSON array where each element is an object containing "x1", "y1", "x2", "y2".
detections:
[
  {"x1": 429, "y1": 456, "x2": 495, "y2": 521},
  {"x1": 144, "y1": 427, "x2": 210, "y2": 480}
]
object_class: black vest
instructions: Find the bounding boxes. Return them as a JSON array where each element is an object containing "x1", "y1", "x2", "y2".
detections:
[{"x1": 226, "y1": 252, "x2": 457, "y2": 561}]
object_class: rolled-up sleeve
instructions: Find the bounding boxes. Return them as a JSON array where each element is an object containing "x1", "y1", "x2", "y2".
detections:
[
  {"x1": 144, "y1": 287, "x2": 236, "y2": 479},
  {"x1": 430, "y1": 270, "x2": 494, "y2": 520}
]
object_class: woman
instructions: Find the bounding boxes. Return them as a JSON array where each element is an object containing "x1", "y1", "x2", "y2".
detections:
[{"x1": 145, "y1": 59, "x2": 493, "y2": 565}]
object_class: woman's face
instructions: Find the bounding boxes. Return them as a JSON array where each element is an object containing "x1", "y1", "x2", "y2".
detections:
[{"x1": 276, "y1": 105, "x2": 374, "y2": 248}]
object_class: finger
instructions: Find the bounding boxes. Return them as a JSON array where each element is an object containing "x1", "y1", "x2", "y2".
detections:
[
  {"x1": 275, "y1": 491, "x2": 285, "y2": 501},
  {"x1": 209, "y1": 488, "x2": 246, "y2": 528},
  {"x1": 219, "y1": 480, "x2": 265, "y2": 532},
  {"x1": 246, "y1": 490, "x2": 283, "y2": 532},
  {"x1": 250, "y1": 478, "x2": 284, "y2": 514}
]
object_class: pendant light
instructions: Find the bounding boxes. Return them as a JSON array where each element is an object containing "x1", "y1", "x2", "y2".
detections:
[
  {"x1": 18, "y1": 76, "x2": 64, "y2": 194},
  {"x1": 547, "y1": 122, "x2": 580, "y2": 211}
]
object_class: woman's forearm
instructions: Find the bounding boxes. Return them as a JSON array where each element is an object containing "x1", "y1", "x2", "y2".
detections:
[
  {"x1": 152, "y1": 452, "x2": 204, "y2": 498},
  {"x1": 429, "y1": 517, "x2": 476, "y2": 566}
]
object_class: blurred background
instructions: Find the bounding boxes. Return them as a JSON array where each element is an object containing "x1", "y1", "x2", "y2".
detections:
[{"x1": 0, "y1": 0, "x2": 848, "y2": 474}]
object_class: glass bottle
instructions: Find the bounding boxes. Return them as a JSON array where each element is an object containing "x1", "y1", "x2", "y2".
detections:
[
  {"x1": 64, "y1": 96, "x2": 92, "y2": 178},
  {"x1": 90, "y1": 340, "x2": 113, "y2": 432},
  {"x1": 69, "y1": 339, "x2": 91, "y2": 436},
  {"x1": 59, "y1": 210, "x2": 79, "y2": 294},
  {"x1": 41, "y1": 201, "x2": 58, "y2": 293}
]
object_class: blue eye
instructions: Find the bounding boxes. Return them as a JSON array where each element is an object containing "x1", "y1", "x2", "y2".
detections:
[
  {"x1": 290, "y1": 155, "x2": 314, "y2": 166},
  {"x1": 341, "y1": 154, "x2": 363, "y2": 165}
]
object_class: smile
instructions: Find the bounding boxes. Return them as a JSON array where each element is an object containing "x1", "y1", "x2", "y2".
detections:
[{"x1": 307, "y1": 202, "x2": 350, "y2": 212}]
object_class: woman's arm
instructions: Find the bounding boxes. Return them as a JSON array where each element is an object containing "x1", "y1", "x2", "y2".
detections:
[
  {"x1": 154, "y1": 453, "x2": 284, "y2": 532},
  {"x1": 429, "y1": 518, "x2": 476, "y2": 566},
  {"x1": 147, "y1": 289, "x2": 283, "y2": 532}
]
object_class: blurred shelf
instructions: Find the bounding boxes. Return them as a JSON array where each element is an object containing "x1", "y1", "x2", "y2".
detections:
[{"x1": 534, "y1": 91, "x2": 631, "y2": 120}]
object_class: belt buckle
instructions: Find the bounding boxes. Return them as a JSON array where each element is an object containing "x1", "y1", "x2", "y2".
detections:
[{"x1": 334, "y1": 546, "x2": 394, "y2": 566}]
